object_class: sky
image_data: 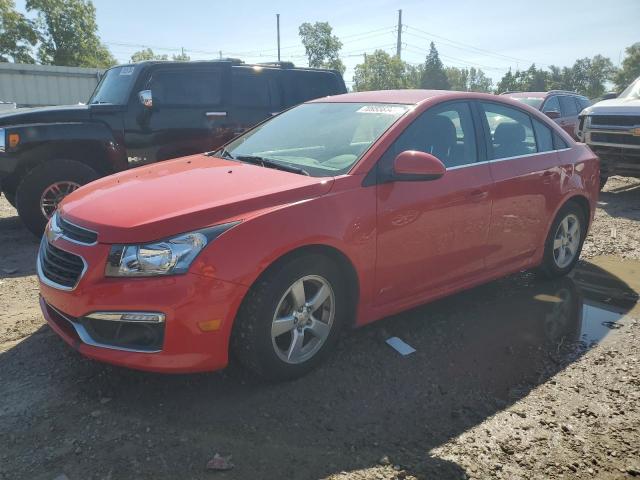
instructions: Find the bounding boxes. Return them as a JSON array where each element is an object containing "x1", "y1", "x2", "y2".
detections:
[{"x1": 14, "y1": 0, "x2": 640, "y2": 88}]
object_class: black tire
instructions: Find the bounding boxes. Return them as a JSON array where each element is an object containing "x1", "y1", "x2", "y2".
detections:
[
  {"x1": 539, "y1": 201, "x2": 587, "y2": 279},
  {"x1": 16, "y1": 159, "x2": 98, "y2": 237},
  {"x1": 599, "y1": 175, "x2": 608, "y2": 191},
  {"x1": 231, "y1": 254, "x2": 347, "y2": 381}
]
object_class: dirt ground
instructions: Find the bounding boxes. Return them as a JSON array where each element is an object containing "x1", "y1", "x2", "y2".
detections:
[{"x1": 1, "y1": 177, "x2": 639, "y2": 480}]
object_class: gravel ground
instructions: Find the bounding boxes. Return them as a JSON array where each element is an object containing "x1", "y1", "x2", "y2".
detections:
[{"x1": 0, "y1": 176, "x2": 639, "y2": 480}]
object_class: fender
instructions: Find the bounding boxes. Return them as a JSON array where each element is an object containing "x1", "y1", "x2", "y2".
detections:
[{"x1": 5, "y1": 122, "x2": 127, "y2": 173}]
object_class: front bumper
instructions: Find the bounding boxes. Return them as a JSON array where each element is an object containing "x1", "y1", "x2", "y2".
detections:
[{"x1": 38, "y1": 236, "x2": 248, "y2": 373}]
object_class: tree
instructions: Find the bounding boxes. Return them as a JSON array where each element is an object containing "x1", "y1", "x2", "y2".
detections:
[
  {"x1": 496, "y1": 68, "x2": 518, "y2": 93},
  {"x1": 445, "y1": 66, "x2": 468, "y2": 91},
  {"x1": 468, "y1": 67, "x2": 493, "y2": 92},
  {"x1": 353, "y1": 50, "x2": 407, "y2": 91},
  {"x1": 298, "y1": 21, "x2": 345, "y2": 74},
  {"x1": 171, "y1": 51, "x2": 190, "y2": 62},
  {"x1": 130, "y1": 48, "x2": 168, "y2": 62},
  {"x1": 420, "y1": 42, "x2": 449, "y2": 89},
  {"x1": 445, "y1": 66, "x2": 492, "y2": 92},
  {"x1": 614, "y1": 42, "x2": 640, "y2": 91},
  {"x1": 26, "y1": 0, "x2": 115, "y2": 67},
  {"x1": 0, "y1": 0, "x2": 38, "y2": 63}
]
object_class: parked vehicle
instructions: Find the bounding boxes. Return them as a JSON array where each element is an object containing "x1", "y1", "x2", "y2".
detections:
[
  {"x1": 38, "y1": 90, "x2": 599, "y2": 380},
  {"x1": 0, "y1": 60, "x2": 346, "y2": 235},
  {"x1": 576, "y1": 76, "x2": 640, "y2": 189},
  {"x1": 501, "y1": 90, "x2": 591, "y2": 140}
]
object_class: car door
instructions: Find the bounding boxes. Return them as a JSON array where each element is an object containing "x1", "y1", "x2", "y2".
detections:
[
  {"x1": 374, "y1": 101, "x2": 493, "y2": 306},
  {"x1": 558, "y1": 95, "x2": 580, "y2": 138},
  {"x1": 230, "y1": 67, "x2": 282, "y2": 135},
  {"x1": 478, "y1": 101, "x2": 559, "y2": 270},
  {"x1": 124, "y1": 63, "x2": 232, "y2": 163}
]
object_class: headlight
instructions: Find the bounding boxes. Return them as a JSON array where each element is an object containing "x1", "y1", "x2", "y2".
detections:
[
  {"x1": 105, "y1": 222, "x2": 239, "y2": 277},
  {"x1": 0, "y1": 128, "x2": 5, "y2": 153}
]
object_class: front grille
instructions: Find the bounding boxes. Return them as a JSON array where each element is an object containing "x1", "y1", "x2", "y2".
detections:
[
  {"x1": 591, "y1": 115, "x2": 640, "y2": 127},
  {"x1": 39, "y1": 240, "x2": 84, "y2": 288},
  {"x1": 591, "y1": 132, "x2": 640, "y2": 147},
  {"x1": 58, "y1": 215, "x2": 97, "y2": 244}
]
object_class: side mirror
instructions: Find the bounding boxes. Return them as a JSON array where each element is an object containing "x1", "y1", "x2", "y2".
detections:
[
  {"x1": 601, "y1": 92, "x2": 618, "y2": 100},
  {"x1": 139, "y1": 90, "x2": 153, "y2": 108},
  {"x1": 544, "y1": 110, "x2": 561, "y2": 120},
  {"x1": 392, "y1": 150, "x2": 446, "y2": 181}
]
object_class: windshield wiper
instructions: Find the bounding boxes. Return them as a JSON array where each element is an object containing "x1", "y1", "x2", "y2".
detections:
[{"x1": 233, "y1": 155, "x2": 309, "y2": 176}]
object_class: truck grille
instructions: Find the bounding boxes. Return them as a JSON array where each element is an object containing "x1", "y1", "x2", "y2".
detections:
[
  {"x1": 39, "y1": 239, "x2": 85, "y2": 289},
  {"x1": 591, "y1": 115, "x2": 640, "y2": 127},
  {"x1": 591, "y1": 132, "x2": 640, "y2": 147},
  {"x1": 57, "y1": 215, "x2": 97, "y2": 244}
]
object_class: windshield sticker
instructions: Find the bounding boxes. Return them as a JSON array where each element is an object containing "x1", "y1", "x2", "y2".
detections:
[
  {"x1": 119, "y1": 66, "x2": 135, "y2": 76},
  {"x1": 357, "y1": 105, "x2": 408, "y2": 115}
]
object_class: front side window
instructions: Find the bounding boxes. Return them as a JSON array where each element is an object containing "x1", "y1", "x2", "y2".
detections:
[
  {"x1": 382, "y1": 102, "x2": 477, "y2": 170},
  {"x1": 220, "y1": 102, "x2": 409, "y2": 177},
  {"x1": 480, "y1": 102, "x2": 537, "y2": 160},
  {"x1": 541, "y1": 96, "x2": 561, "y2": 114},
  {"x1": 150, "y1": 69, "x2": 221, "y2": 106},
  {"x1": 558, "y1": 95, "x2": 578, "y2": 117},
  {"x1": 89, "y1": 65, "x2": 139, "y2": 105}
]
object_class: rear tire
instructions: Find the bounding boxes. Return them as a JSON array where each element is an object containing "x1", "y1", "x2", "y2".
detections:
[
  {"x1": 16, "y1": 159, "x2": 98, "y2": 237},
  {"x1": 231, "y1": 254, "x2": 346, "y2": 381},
  {"x1": 539, "y1": 201, "x2": 587, "y2": 279}
]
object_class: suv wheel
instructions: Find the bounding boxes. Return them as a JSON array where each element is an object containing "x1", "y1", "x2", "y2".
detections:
[
  {"x1": 16, "y1": 159, "x2": 98, "y2": 236},
  {"x1": 232, "y1": 254, "x2": 346, "y2": 380}
]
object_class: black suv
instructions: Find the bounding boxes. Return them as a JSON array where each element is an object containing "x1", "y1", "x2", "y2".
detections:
[{"x1": 0, "y1": 60, "x2": 346, "y2": 234}]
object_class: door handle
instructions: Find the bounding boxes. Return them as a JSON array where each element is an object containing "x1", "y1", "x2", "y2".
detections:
[
  {"x1": 468, "y1": 190, "x2": 488, "y2": 201},
  {"x1": 206, "y1": 111, "x2": 227, "y2": 117},
  {"x1": 542, "y1": 170, "x2": 554, "y2": 184}
]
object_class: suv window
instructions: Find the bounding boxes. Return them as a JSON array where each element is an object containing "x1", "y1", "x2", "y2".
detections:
[
  {"x1": 559, "y1": 95, "x2": 578, "y2": 117},
  {"x1": 284, "y1": 71, "x2": 339, "y2": 105},
  {"x1": 385, "y1": 102, "x2": 477, "y2": 169},
  {"x1": 541, "y1": 96, "x2": 561, "y2": 114},
  {"x1": 151, "y1": 69, "x2": 221, "y2": 106},
  {"x1": 576, "y1": 96, "x2": 590, "y2": 112},
  {"x1": 480, "y1": 102, "x2": 536, "y2": 159},
  {"x1": 231, "y1": 70, "x2": 271, "y2": 107}
]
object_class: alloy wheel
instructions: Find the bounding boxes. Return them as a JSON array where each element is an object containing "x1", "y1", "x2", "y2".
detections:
[
  {"x1": 552, "y1": 213, "x2": 581, "y2": 269},
  {"x1": 40, "y1": 181, "x2": 80, "y2": 218}
]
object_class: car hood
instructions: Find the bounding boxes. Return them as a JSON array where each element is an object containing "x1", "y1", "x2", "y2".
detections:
[
  {"x1": 59, "y1": 154, "x2": 335, "y2": 244},
  {"x1": 583, "y1": 97, "x2": 640, "y2": 116},
  {"x1": 0, "y1": 104, "x2": 92, "y2": 126}
]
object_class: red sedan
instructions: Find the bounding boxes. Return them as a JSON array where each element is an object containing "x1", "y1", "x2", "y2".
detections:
[{"x1": 38, "y1": 90, "x2": 599, "y2": 379}]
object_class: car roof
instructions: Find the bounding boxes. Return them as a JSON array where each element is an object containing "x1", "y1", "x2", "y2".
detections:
[
  {"x1": 308, "y1": 89, "x2": 496, "y2": 105},
  {"x1": 502, "y1": 91, "x2": 549, "y2": 98}
]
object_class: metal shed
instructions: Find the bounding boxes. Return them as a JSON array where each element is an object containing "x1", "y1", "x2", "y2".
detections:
[{"x1": 0, "y1": 63, "x2": 103, "y2": 107}]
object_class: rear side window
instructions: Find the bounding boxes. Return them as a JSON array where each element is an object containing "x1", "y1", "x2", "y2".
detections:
[
  {"x1": 559, "y1": 96, "x2": 578, "y2": 117},
  {"x1": 480, "y1": 102, "x2": 537, "y2": 160},
  {"x1": 533, "y1": 119, "x2": 554, "y2": 152},
  {"x1": 231, "y1": 71, "x2": 271, "y2": 107},
  {"x1": 541, "y1": 96, "x2": 560, "y2": 114},
  {"x1": 553, "y1": 132, "x2": 569, "y2": 149},
  {"x1": 283, "y1": 71, "x2": 340, "y2": 106},
  {"x1": 151, "y1": 69, "x2": 221, "y2": 106}
]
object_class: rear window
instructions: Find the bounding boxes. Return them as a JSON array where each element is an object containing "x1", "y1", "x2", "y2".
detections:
[
  {"x1": 512, "y1": 97, "x2": 544, "y2": 109},
  {"x1": 150, "y1": 69, "x2": 221, "y2": 106}
]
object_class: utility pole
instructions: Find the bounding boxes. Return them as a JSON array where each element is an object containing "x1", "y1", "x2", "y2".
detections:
[
  {"x1": 276, "y1": 14, "x2": 281, "y2": 62},
  {"x1": 219, "y1": 50, "x2": 222, "y2": 60},
  {"x1": 396, "y1": 9, "x2": 402, "y2": 59}
]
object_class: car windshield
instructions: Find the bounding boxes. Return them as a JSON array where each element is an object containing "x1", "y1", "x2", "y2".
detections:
[
  {"x1": 619, "y1": 77, "x2": 640, "y2": 99},
  {"x1": 88, "y1": 65, "x2": 139, "y2": 105},
  {"x1": 219, "y1": 102, "x2": 410, "y2": 177},
  {"x1": 512, "y1": 97, "x2": 544, "y2": 109}
]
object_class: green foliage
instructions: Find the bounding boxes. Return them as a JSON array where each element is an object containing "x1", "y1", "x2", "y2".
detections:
[
  {"x1": 131, "y1": 48, "x2": 168, "y2": 62},
  {"x1": 0, "y1": 0, "x2": 38, "y2": 63},
  {"x1": 298, "y1": 21, "x2": 345, "y2": 74},
  {"x1": 26, "y1": 0, "x2": 115, "y2": 68},
  {"x1": 614, "y1": 42, "x2": 640, "y2": 91},
  {"x1": 172, "y1": 51, "x2": 190, "y2": 62},
  {"x1": 445, "y1": 66, "x2": 493, "y2": 92},
  {"x1": 353, "y1": 50, "x2": 408, "y2": 91},
  {"x1": 420, "y1": 42, "x2": 449, "y2": 89}
]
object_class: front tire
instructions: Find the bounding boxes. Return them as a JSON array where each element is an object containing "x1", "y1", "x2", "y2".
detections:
[
  {"x1": 232, "y1": 254, "x2": 347, "y2": 381},
  {"x1": 16, "y1": 159, "x2": 98, "y2": 236},
  {"x1": 539, "y1": 201, "x2": 587, "y2": 278}
]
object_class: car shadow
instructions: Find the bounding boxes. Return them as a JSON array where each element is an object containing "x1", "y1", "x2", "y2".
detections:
[
  {"x1": 0, "y1": 261, "x2": 637, "y2": 480},
  {"x1": 0, "y1": 211, "x2": 39, "y2": 278},
  {"x1": 599, "y1": 178, "x2": 640, "y2": 221}
]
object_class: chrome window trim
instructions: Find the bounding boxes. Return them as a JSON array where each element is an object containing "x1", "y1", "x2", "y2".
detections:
[
  {"x1": 445, "y1": 147, "x2": 572, "y2": 171},
  {"x1": 37, "y1": 237, "x2": 88, "y2": 291},
  {"x1": 47, "y1": 303, "x2": 162, "y2": 354},
  {"x1": 54, "y1": 213, "x2": 98, "y2": 246}
]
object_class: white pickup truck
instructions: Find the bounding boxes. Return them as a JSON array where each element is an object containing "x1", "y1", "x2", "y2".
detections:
[{"x1": 576, "y1": 76, "x2": 640, "y2": 189}]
